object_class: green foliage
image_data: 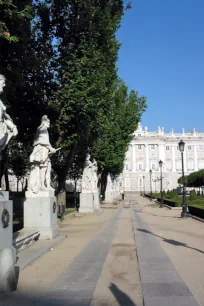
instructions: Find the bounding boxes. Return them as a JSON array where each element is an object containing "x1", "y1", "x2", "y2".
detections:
[
  {"x1": 0, "y1": 0, "x2": 147, "y2": 194},
  {"x1": 190, "y1": 190, "x2": 197, "y2": 201},
  {"x1": 0, "y1": 0, "x2": 32, "y2": 41},
  {"x1": 178, "y1": 175, "x2": 189, "y2": 186},
  {"x1": 188, "y1": 170, "x2": 204, "y2": 188}
]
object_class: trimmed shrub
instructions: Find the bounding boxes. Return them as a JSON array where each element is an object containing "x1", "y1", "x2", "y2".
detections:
[{"x1": 190, "y1": 190, "x2": 197, "y2": 201}]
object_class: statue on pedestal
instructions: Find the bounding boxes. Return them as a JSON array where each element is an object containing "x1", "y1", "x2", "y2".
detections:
[
  {"x1": 81, "y1": 154, "x2": 97, "y2": 193},
  {"x1": 27, "y1": 115, "x2": 57, "y2": 194},
  {"x1": 0, "y1": 75, "x2": 18, "y2": 154}
]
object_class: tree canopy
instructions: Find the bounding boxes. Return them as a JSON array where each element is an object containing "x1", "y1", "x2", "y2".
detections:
[{"x1": 0, "y1": 0, "x2": 147, "y2": 196}]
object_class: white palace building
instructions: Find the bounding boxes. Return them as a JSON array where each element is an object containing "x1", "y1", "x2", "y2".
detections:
[{"x1": 122, "y1": 123, "x2": 204, "y2": 194}]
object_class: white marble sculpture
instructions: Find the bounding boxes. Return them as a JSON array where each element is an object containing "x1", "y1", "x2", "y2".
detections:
[
  {"x1": 81, "y1": 154, "x2": 97, "y2": 193},
  {"x1": 27, "y1": 115, "x2": 57, "y2": 194},
  {"x1": 0, "y1": 75, "x2": 18, "y2": 154}
]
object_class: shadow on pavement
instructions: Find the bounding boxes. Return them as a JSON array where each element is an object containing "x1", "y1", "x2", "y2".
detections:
[
  {"x1": 109, "y1": 283, "x2": 137, "y2": 306},
  {"x1": 137, "y1": 228, "x2": 204, "y2": 255}
]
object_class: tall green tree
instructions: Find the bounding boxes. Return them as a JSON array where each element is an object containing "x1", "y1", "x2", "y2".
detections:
[
  {"x1": 92, "y1": 80, "x2": 147, "y2": 197},
  {"x1": 49, "y1": 0, "x2": 125, "y2": 192}
]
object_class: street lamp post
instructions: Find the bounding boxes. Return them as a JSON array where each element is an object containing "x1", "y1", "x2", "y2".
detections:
[
  {"x1": 159, "y1": 160, "x2": 164, "y2": 208},
  {"x1": 149, "y1": 170, "x2": 152, "y2": 201},
  {"x1": 143, "y1": 176, "x2": 145, "y2": 197},
  {"x1": 179, "y1": 140, "x2": 188, "y2": 218}
]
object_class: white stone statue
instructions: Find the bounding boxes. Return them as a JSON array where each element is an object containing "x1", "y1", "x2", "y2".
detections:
[
  {"x1": 91, "y1": 159, "x2": 98, "y2": 192},
  {"x1": 0, "y1": 75, "x2": 18, "y2": 154},
  {"x1": 27, "y1": 115, "x2": 58, "y2": 194},
  {"x1": 106, "y1": 174, "x2": 113, "y2": 191},
  {"x1": 81, "y1": 154, "x2": 97, "y2": 193}
]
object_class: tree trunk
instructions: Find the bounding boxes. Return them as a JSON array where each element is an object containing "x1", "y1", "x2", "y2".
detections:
[{"x1": 100, "y1": 171, "x2": 108, "y2": 201}]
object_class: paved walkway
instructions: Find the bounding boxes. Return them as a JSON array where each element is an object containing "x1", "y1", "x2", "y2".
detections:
[
  {"x1": 134, "y1": 195, "x2": 204, "y2": 306},
  {"x1": 0, "y1": 205, "x2": 142, "y2": 306},
  {"x1": 1, "y1": 197, "x2": 204, "y2": 306}
]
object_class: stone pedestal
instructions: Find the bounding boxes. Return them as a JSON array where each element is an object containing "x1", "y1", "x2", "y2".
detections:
[
  {"x1": 0, "y1": 192, "x2": 17, "y2": 293},
  {"x1": 79, "y1": 193, "x2": 94, "y2": 213},
  {"x1": 24, "y1": 190, "x2": 58, "y2": 240},
  {"x1": 79, "y1": 191, "x2": 101, "y2": 213},
  {"x1": 105, "y1": 190, "x2": 114, "y2": 203},
  {"x1": 93, "y1": 192, "x2": 100, "y2": 210}
]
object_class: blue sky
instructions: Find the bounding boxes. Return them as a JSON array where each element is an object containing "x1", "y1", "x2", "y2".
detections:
[{"x1": 117, "y1": 0, "x2": 204, "y2": 133}]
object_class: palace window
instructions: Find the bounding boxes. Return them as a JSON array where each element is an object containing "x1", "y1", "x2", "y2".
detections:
[
  {"x1": 188, "y1": 145, "x2": 192, "y2": 151},
  {"x1": 138, "y1": 144, "x2": 142, "y2": 150},
  {"x1": 151, "y1": 144, "x2": 155, "y2": 149},
  {"x1": 166, "y1": 146, "x2": 170, "y2": 150},
  {"x1": 187, "y1": 161, "x2": 194, "y2": 171},
  {"x1": 199, "y1": 160, "x2": 204, "y2": 170},
  {"x1": 199, "y1": 145, "x2": 203, "y2": 151},
  {"x1": 176, "y1": 160, "x2": 182, "y2": 170},
  {"x1": 166, "y1": 161, "x2": 172, "y2": 171},
  {"x1": 138, "y1": 163, "x2": 143, "y2": 171}
]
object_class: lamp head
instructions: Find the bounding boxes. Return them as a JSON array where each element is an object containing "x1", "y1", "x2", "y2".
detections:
[
  {"x1": 159, "y1": 160, "x2": 163, "y2": 168},
  {"x1": 179, "y1": 140, "x2": 185, "y2": 153}
]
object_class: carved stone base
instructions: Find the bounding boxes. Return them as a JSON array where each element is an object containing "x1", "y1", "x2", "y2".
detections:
[
  {"x1": 93, "y1": 192, "x2": 100, "y2": 210},
  {"x1": 0, "y1": 198, "x2": 17, "y2": 293},
  {"x1": 105, "y1": 190, "x2": 114, "y2": 203},
  {"x1": 24, "y1": 196, "x2": 59, "y2": 240},
  {"x1": 79, "y1": 192, "x2": 100, "y2": 213},
  {"x1": 79, "y1": 193, "x2": 95, "y2": 213},
  {"x1": 25, "y1": 189, "x2": 55, "y2": 198}
]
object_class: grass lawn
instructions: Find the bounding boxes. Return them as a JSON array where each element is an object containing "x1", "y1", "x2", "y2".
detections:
[
  {"x1": 146, "y1": 192, "x2": 204, "y2": 210},
  {"x1": 57, "y1": 208, "x2": 76, "y2": 218}
]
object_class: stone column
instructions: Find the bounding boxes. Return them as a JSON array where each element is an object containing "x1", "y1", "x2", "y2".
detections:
[
  {"x1": 194, "y1": 145, "x2": 198, "y2": 171},
  {"x1": 145, "y1": 144, "x2": 149, "y2": 172},
  {"x1": 132, "y1": 144, "x2": 136, "y2": 171},
  {"x1": 172, "y1": 145, "x2": 176, "y2": 172}
]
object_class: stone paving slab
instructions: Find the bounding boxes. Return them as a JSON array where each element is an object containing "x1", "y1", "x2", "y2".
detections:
[
  {"x1": 38, "y1": 207, "x2": 122, "y2": 306},
  {"x1": 17, "y1": 234, "x2": 67, "y2": 270},
  {"x1": 131, "y1": 204, "x2": 199, "y2": 306}
]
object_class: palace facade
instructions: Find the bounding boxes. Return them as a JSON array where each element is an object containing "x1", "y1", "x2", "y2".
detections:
[{"x1": 122, "y1": 123, "x2": 204, "y2": 193}]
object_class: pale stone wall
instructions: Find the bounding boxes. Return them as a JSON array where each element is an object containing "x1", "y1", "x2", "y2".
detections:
[{"x1": 123, "y1": 124, "x2": 204, "y2": 192}]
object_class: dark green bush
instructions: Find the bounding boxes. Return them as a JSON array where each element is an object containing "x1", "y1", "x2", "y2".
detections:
[{"x1": 190, "y1": 190, "x2": 197, "y2": 201}]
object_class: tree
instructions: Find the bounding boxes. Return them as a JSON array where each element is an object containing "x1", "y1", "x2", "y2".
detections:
[
  {"x1": 49, "y1": 0, "x2": 125, "y2": 193},
  {"x1": 92, "y1": 80, "x2": 147, "y2": 198},
  {"x1": 178, "y1": 175, "x2": 189, "y2": 186},
  {"x1": 0, "y1": 0, "x2": 57, "y2": 189}
]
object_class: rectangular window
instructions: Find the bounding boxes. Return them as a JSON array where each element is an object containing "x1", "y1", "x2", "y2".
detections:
[
  {"x1": 152, "y1": 163, "x2": 155, "y2": 170},
  {"x1": 176, "y1": 160, "x2": 182, "y2": 170},
  {"x1": 199, "y1": 160, "x2": 204, "y2": 169},
  {"x1": 138, "y1": 134, "x2": 141, "y2": 137},
  {"x1": 187, "y1": 161, "x2": 194, "y2": 170},
  {"x1": 188, "y1": 146, "x2": 192, "y2": 151},
  {"x1": 166, "y1": 146, "x2": 170, "y2": 150},
  {"x1": 199, "y1": 145, "x2": 203, "y2": 151},
  {"x1": 166, "y1": 161, "x2": 172, "y2": 170},
  {"x1": 138, "y1": 145, "x2": 142, "y2": 150},
  {"x1": 138, "y1": 163, "x2": 142, "y2": 170},
  {"x1": 125, "y1": 164, "x2": 128, "y2": 170},
  {"x1": 151, "y1": 144, "x2": 155, "y2": 149}
]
